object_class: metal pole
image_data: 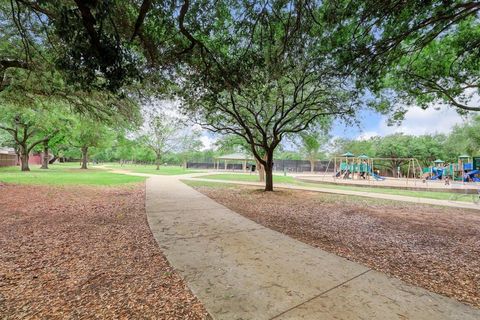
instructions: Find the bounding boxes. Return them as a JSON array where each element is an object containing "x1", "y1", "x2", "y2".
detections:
[
  {"x1": 357, "y1": 157, "x2": 360, "y2": 180},
  {"x1": 406, "y1": 159, "x2": 410, "y2": 186},
  {"x1": 334, "y1": 157, "x2": 337, "y2": 181},
  {"x1": 413, "y1": 159, "x2": 417, "y2": 186}
]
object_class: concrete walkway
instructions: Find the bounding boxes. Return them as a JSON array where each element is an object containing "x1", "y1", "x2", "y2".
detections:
[
  {"x1": 145, "y1": 174, "x2": 480, "y2": 320},
  {"x1": 183, "y1": 177, "x2": 480, "y2": 211}
]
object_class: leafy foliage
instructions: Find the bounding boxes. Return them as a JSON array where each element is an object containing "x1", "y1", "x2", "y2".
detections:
[
  {"x1": 325, "y1": 0, "x2": 480, "y2": 115},
  {"x1": 177, "y1": 0, "x2": 357, "y2": 190}
]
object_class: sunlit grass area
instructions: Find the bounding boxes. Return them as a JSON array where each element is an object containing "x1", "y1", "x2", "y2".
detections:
[
  {"x1": 0, "y1": 164, "x2": 145, "y2": 185},
  {"x1": 102, "y1": 163, "x2": 204, "y2": 175}
]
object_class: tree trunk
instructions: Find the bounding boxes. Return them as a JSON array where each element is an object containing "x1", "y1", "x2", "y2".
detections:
[
  {"x1": 264, "y1": 151, "x2": 274, "y2": 191},
  {"x1": 256, "y1": 159, "x2": 265, "y2": 182},
  {"x1": 155, "y1": 154, "x2": 160, "y2": 170},
  {"x1": 81, "y1": 146, "x2": 88, "y2": 169},
  {"x1": 310, "y1": 158, "x2": 315, "y2": 173},
  {"x1": 264, "y1": 164, "x2": 273, "y2": 191},
  {"x1": 40, "y1": 141, "x2": 49, "y2": 169},
  {"x1": 19, "y1": 145, "x2": 30, "y2": 171},
  {"x1": 15, "y1": 149, "x2": 20, "y2": 166}
]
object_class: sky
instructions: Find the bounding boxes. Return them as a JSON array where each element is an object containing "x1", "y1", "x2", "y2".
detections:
[
  {"x1": 153, "y1": 96, "x2": 470, "y2": 151},
  {"x1": 330, "y1": 105, "x2": 467, "y2": 141},
  {"x1": 198, "y1": 105, "x2": 468, "y2": 150}
]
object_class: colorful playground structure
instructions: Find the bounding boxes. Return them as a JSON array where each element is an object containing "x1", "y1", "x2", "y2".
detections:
[
  {"x1": 329, "y1": 152, "x2": 421, "y2": 182},
  {"x1": 422, "y1": 155, "x2": 480, "y2": 182},
  {"x1": 298, "y1": 153, "x2": 480, "y2": 194},
  {"x1": 326, "y1": 153, "x2": 480, "y2": 184},
  {"x1": 333, "y1": 153, "x2": 385, "y2": 181}
]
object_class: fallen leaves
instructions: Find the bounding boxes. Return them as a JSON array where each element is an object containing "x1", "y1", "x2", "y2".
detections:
[{"x1": 0, "y1": 183, "x2": 209, "y2": 319}]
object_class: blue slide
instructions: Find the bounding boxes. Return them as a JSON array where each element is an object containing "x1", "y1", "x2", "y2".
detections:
[
  {"x1": 464, "y1": 170, "x2": 480, "y2": 182},
  {"x1": 430, "y1": 167, "x2": 443, "y2": 180},
  {"x1": 368, "y1": 168, "x2": 385, "y2": 181}
]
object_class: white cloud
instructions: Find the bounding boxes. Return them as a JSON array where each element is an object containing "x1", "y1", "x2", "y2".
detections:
[
  {"x1": 200, "y1": 134, "x2": 216, "y2": 150},
  {"x1": 376, "y1": 106, "x2": 466, "y2": 136},
  {"x1": 356, "y1": 131, "x2": 379, "y2": 140}
]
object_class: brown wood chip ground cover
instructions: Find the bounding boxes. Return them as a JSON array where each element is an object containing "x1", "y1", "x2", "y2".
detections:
[
  {"x1": 0, "y1": 183, "x2": 209, "y2": 319},
  {"x1": 193, "y1": 185, "x2": 480, "y2": 308}
]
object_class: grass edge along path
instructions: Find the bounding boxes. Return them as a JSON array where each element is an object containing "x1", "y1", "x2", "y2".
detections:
[
  {"x1": 189, "y1": 173, "x2": 476, "y2": 203},
  {"x1": 102, "y1": 163, "x2": 204, "y2": 176}
]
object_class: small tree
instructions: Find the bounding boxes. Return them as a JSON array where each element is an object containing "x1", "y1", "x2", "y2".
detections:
[
  {"x1": 141, "y1": 110, "x2": 180, "y2": 170},
  {"x1": 298, "y1": 129, "x2": 330, "y2": 173},
  {"x1": 178, "y1": 129, "x2": 204, "y2": 168},
  {"x1": 70, "y1": 117, "x2": 112, "y2": 169}
]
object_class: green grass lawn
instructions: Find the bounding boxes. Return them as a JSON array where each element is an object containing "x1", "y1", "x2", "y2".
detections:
[
  {"x1": 192, "y1": 173, "x2": 475, "y2": 202},
  {"x1": 0, "y1": 164, "x2": 145, "y2": 186},
  {"x1": 102, "y1": 163, "x2": 203, "y2": 175}
]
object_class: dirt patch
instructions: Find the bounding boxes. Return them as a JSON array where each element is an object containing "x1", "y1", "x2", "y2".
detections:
[
  {"x1": 0, "y1": 183, "x2": 209, "y2": 319},
  {"x1": 194, "y1": 185, "x2": 480, "y2": 308}
]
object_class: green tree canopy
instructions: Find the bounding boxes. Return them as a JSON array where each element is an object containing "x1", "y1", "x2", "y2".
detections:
[
  {"x1": 177, "y1": 0, "x2": 357, "y2": 190},
  {"x1": 325, "y1": 0, "x2": 480, "y2": 117}
]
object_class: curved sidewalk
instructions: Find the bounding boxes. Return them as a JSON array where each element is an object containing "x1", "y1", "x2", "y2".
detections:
[{"x1": 145, "y1": 174, "x2": 480, "y2": 320}]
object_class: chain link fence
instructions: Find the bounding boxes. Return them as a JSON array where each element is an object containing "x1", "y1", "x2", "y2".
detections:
[{"x1": 187, "y1": 159, "x2": 335, "y2": 173}]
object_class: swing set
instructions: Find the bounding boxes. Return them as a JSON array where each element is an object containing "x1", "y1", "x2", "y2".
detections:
[{"x1": 321, "y1": 152, "x2": 423, "y2": 185}]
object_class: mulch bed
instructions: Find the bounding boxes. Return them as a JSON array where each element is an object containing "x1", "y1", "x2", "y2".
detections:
[
  {"x1": 194, "y1": 185, "x2": 480, "y2": 308},
  {"x1": 0, "y1": 183, "x2": 209, "y2": 319}
]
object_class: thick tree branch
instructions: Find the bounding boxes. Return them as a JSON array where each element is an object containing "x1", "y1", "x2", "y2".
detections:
[
  {"x1": 16, "y1": 0, "x2": 54, "y2": 18},
  {"x1": 0, "y1": 59, "x2": 30, "y2": 70},
  {"x1": 73, "y1": 0, "x2": 104, "y2": 56},
  {"x1": 130, "y1": 0, "x2": 152, "y2": 41},
  {"x1": 27, "y1": 129, "x2": 60, "y2": 153}
]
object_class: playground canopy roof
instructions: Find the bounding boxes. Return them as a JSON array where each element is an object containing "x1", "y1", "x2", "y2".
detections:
[
  {"x1": 434, "y1": 159, "x2": 445, "y2": 163},
  {"x1": 459, "y1": 154, "x2": 470, "y2": 159},
  {"x1": 358, "y1": 154, "x2": 369, "y2": 159},
  {"x1": 215, "y1": 153, "x2": 254, "y2": 161},
  {"x1": 341, "y1": 152, "x2": 355, "y2": 157}
]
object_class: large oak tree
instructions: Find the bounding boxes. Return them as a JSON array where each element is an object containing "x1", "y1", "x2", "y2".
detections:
[{"x1": 176, "y1": 0, "x2": 356, "y2": 191}]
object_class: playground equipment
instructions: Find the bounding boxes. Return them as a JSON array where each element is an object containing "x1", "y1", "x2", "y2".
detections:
[
  {"x1": 326, "y1": 153, "x2": 422, "y2": 183},
  {"x1": 430, "y1": 167, "x2": 444, "y2": 180},
  {"x1": 426, "y1": 159, "x2": 445, "y2": 180},
  {"x1": 319, "y1": 152, "x2": 480, "y2": 188},
  {"x1": 422, "y1": 155, "x2": 480, "y2": 182},
  {"x1": 460, "y1": 155, "x2": 480, "y2": 182},
  {"x1": 464, "y1": 170, "x2": 480, "y2": 182}
]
